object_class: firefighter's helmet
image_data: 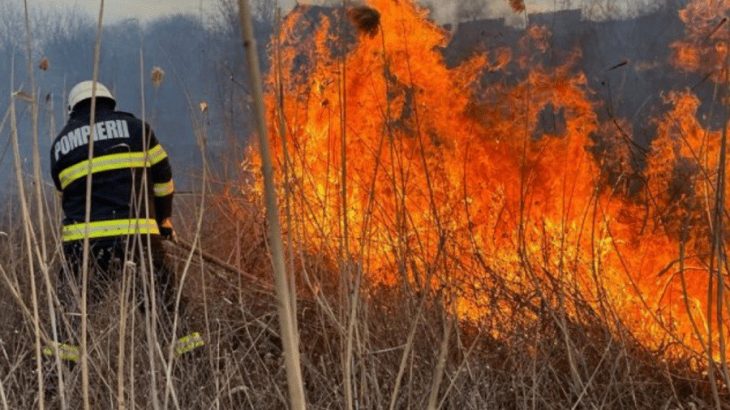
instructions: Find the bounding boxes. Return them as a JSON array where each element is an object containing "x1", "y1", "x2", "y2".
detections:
[{"x1": 67, "y1": 81, "x2": 115, "y2": 114}]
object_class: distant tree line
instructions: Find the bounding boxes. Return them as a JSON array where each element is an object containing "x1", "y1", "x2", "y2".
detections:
[{"x1": 0, "y1": 0, "x2": 275, "y2": 195}]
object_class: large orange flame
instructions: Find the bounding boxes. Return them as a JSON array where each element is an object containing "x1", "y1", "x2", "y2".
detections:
[{"x1": 252, "y1": 0, "x2": 730, "y2": 363}]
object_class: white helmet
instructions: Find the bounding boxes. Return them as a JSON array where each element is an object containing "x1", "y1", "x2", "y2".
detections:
[{"x1": 67, "y1": 81, "x2": 115, "y2": 114}]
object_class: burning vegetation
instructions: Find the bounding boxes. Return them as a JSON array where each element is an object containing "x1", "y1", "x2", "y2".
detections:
[
  {"x1": 239, "y1": 0, "x2": 730, "y2": 398},
  {"x1": 3, "y1": 0, "x2": 730, "y2": 408},
  {"x1": 347, "y1": 6, "x2": 381, "y2": 37},
  {"x1": 509, "y1": 0, "x2": 526, "y2": 13}
]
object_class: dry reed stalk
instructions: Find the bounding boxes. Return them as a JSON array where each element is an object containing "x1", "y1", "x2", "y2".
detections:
[
  {"x1": 128, "y1": 275, "x2": 137, "y2": 407},
  {"x1": 705, "y1": 169, "x2": 722, "y2": 410},
  {"x1": 0, "y1": 261, "x2": 41, "y2": 335},
  {"x1": 162, "y1": 88, "x2": 211, "y2": 410},
  {"x1": 570, "y1": 337, "x2": 615, "y2": 409},
  {"x1": 274, "y1": 3, "x2": 299, "y2": 353},
  {"x1": 199, "y1": 208, "x2": 214, "y2": 393},
  {"x1": 22, "y1": 0, "x2": 47, "y2": 261},
  {"x1": 195, "y1": 123, "x2": 212, "y2": 372},
  {"x1": 157, "y1": 37, "x2": 255, "y2": 410},
  {"x1": 0, "y1": 113, "x2": 21, "y2": 323},
  {"x1": 518, "y1": 67, "x2": 591, "y2": 399},
  {"x1": 45, "y1": 87, "x2": 63, "y2": 234},
  {"x1": 0, "y1": 107, "x2": 9, "y2": 147},
  {"x1": 678, "y1": 218, "x2": 712, "y2": 368},
  {"x1": 152, "y1": 75, "x2": 210, "y2": 408},
  {"x1": 237, "y1": 0, "x2": 306, "y2": 408},
  {"x1": 287, "y1": 158, "x2": 341, "y2": 329},
  {"x1": 10, "y1": 63, "x2": 45, "y2": 410},
  {"x1": 23, "y1": 3, "x2": 67, "y2": 407},
  {"x1": 343, "y1": 10, "x2": 391, "y2": 409},
  {"x1": 135, "y1": 48, "x2": 164, "y2": 410},
  {"x1": 336, "y1": 3, "x2": 356, "y2": 407},
  {"x1": 0, "y1": 375, "x2": 7, "y2": 410},
  {"x1": 436, "y1": 328, "x2": 482, "y2": 409},
  {"x1": 79, "y1": 1, "x2": 106, "y2": 408},
  {"x1": 699, "y1": 48, "x2": 729, "y2": 409},
  {"x1": 116, "y1": 262, "x2": 132, "y2": 410},
  {"x1": 20, "y1": 5, "x2": 44, "y2": 264},
  {"x1": 511, "y1": 51, "x2": 588, "y2": 400},
  {"x1": 601, "y1": 208, "x2": 704, "y2": 354},
  {"x1": 426, "y1": 310, "x2": 452, "y2": 410},
  {"x1": 713, "y1": 52, "x2": 730, "y2": 392},
  {"x1": 388, "y1": 297, "x2": 427, "y2": 410}
]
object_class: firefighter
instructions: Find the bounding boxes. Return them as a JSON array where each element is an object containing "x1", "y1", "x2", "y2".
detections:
[{"x1": 46, "y1": 80, "x2": 204, "y2": 364}]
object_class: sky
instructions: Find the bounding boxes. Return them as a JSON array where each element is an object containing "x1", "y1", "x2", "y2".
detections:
[
  {"x1": 35, "y1": 0, "x2": 563, "y2": 25},
  {"x1": 32, "y1": 0, "x2": 216, "y2": 22},
  {"x1": 28, "y1": 0, "x2": 662, "y2": 30}
]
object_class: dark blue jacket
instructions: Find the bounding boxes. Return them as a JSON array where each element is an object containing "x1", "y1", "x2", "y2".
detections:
[{"x1": 50, "y1": 101, "x2": 174, "y2": 242}]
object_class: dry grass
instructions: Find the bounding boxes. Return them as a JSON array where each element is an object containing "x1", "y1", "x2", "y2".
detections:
[
  {"x1": 0, "y1": 191, "x2": 724, "y2": 409},
  {"x1": 0, "y1": 2, "x2": 727, "y2": 408},
  {"x1": 0, "y1": 80, "x2": 721, "y2": 410}
]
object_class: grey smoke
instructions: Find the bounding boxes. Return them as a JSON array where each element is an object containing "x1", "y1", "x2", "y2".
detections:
[{"x1": 291, "y1": 0, "x2": 664, "y2": 27}]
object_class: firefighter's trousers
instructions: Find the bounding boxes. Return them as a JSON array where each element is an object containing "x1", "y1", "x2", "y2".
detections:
[{"x1": 56, "y1": 235, "x2": 180, "y2": 348}]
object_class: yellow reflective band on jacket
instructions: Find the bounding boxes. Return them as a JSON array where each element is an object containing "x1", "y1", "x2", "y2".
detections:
[
  {"x1": 174, "y1": 332, "x2": 205, "y2": 357},
  {"x1": 148, "y1": 144, "x2": 168, "y2": 165},
  {"x1": 154, "y1": 179, "x2": 175, "y2": 197},
  {"x1": 42, "y1": 342, "x2": 80, "y2": 363},
  {"x1": 59, "y1": 152, "x2": 148, "y2": 189},
  {"x1": 58, "y1": 145, "x2": 168, "y2": 190},
  {"x1": 62, "y1": 218, "x2": 160, "y2": 242}
]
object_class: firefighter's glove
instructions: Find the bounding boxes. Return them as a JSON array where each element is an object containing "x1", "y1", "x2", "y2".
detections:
[{"x1": 159, "y1": 218, "x2": 177, "y2": 242}]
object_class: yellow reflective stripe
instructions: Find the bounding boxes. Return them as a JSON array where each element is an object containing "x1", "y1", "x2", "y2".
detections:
[
  {"x1": 58, "y1": 145, "x2": 168, "y2": 189},
  {"x1": 43, "y1": 342, "x2": 80, "y2": 363},
  {"x1": 62, "y1": 218, "x2": 160, "y2": 242},
  {"x1": 154, "y1": 180, "x2": 175, "y2": 197},
  {"x1": 58, "y1": 152, "x2": 149, "y2": 189},
  {"x1": 148, "y1": 145, "x2": 168, "y2": 165},
  {"x1": 174, "y1": 332, "x2": 205, "y2": 356}
]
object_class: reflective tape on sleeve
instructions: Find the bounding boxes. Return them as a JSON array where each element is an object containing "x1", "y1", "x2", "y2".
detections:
[
  {"x1": 174, "y1": 332, "x2": 205, "y2": 356},
  {"x1": 62, "y1": 218, "x2": 160, "y2": 242},
  {"x1": 154, "y1": 180, "x2": 175, "y2": 197},
  {"x1": 42, "y1": 342, "x2": 80, "y2": 363},
  {"x1": 148, "y1": 145, "x2": 168, "y2": 165}
]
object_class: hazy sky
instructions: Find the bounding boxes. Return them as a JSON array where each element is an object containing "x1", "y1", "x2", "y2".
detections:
[
  {"x1": 37, "y1": 0, "x2": 561, "y2": 24},
  {"x1": 34, "y1": 0, "x2": 216, "y2": 22}
]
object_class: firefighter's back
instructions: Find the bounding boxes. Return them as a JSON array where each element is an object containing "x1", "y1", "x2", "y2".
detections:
[{"x1": 51, "y1": 100, "x2": 166, "y2": 241}]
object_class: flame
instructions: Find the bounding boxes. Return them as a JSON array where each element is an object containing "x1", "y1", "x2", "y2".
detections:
[
  {"x1": 671, "y1": 0, "x2": 728, "y2": 83},
  {"x1": 251, "y1": 0, "x2": 730, "y2": 363}
]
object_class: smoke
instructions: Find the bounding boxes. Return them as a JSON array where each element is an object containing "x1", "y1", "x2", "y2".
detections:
[
  {"x1": 280, "y1": 1, "x2": 533, "y2": 29},
  {"x1": 419, "y1": 0, "x2": 527, "y2": 27},
  {"x1": 289, "y1": 0, "x2": 666, "y2": 27}
]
